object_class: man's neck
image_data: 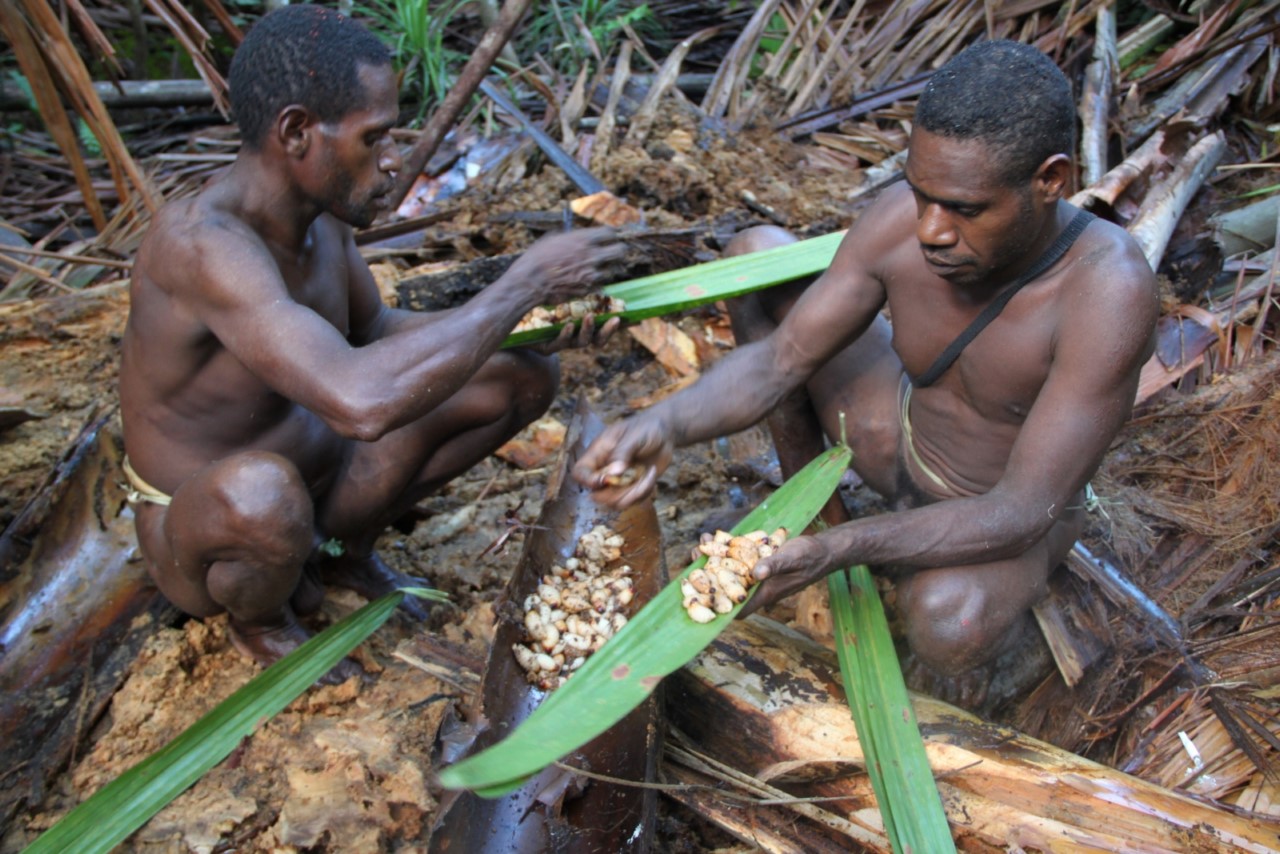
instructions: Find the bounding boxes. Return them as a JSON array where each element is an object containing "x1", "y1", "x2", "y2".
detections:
[
  {"x1": 954, "y1": 200, "x2": 1072, "y2": 301},
  {"x1": 220, "y1": 155, "x2": 322, "y2": 253},
  {"x1": 995, "y1": 200, "x2": 1072, "y2": 287}
]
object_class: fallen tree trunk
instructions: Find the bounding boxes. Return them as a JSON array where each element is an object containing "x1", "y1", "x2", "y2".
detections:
[
  {"x1": 428, "y1": 400, "x2": 664, "y2": 852},
  {"x1": 667, "y1": 616, "x2": 1280, "y2": 852},
  {"x1": 0, "y1": 413, "x2": 168, "y2": 828}
]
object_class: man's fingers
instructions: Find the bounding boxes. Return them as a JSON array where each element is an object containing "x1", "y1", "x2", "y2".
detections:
[
  {"x1": 576, "y1": 314, "x2": 595, "y2": 347},
  {"x1": 597, "y1": 316, "x2": 621, "y2": 345}
]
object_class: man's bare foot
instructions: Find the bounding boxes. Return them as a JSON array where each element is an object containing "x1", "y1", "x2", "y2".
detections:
[
  {"x1": 290, "y1": 563, "x2": 325, "y2": 617},
  {"x1": 228, "y1": 613, "x2": 363, "y2": 686},
  {"x1": 903, "y1": 655, "x2": 994, "y2": 712},
  {"x1": 317, "y1": 551, "x2": 434, "y2": 621},
  {"x1": 902, "y1": 621, "x2": 1053, "y2": 715}
]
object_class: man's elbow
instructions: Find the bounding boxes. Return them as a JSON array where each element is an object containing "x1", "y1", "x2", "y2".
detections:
[{"x1": 325, "y1": 393, "x2": 402, "y2": 443}]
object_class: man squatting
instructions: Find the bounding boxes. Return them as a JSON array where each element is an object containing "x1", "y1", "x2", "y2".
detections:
[
  {"x1": 119, "y1": 6, "x2": 623, "y2": 683},
  {"x1": 577, "y1": 40, "x2": 1159, "y2": 708}
]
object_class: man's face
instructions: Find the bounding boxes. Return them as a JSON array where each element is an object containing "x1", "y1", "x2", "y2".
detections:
[
  {"x1": 903, "y1": 129, "x2": 1042, "y2": 288},
  {"x1": 309, "y1": 63, "x2": 402, "y2": 228}
]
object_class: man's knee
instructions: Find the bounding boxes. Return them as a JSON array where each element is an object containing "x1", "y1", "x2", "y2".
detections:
[
  {"x1": 207, "y1": 452, "x2": 314, "y2": 554},
  {"x1": 496, "y1": 349, "x2": 558, "y2": 425},
  {"x1": 724, "y1": 225, "x2": 798, "y2": 258},
  {"x1": 899, "y1": 573, "x2": 1021, "y2": 673}
]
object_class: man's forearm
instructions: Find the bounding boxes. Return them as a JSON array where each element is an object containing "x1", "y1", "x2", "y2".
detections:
[
  {"x1": 647, "y1": 340, "x2": 805, "y2": 448},
  {"x1": 822, "y1": 491, "x2": 1053, "y2": 572}
]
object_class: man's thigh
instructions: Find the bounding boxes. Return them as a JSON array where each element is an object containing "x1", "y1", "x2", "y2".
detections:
[
  {"x1": 321, "y1": 349, "x2": 555, "y2": 528},
  {"x1": 805, "y1": 314, "x2": 906, "y2": 499}
]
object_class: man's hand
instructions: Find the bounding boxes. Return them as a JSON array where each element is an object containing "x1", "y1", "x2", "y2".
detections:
[
  {"x1": 737, "y1": 533, "x2": 839, "y2": 617},
  {"x1": 572, "y1": 415, "x2": 674, "y2": 508},
  {"x1": 530, "y1": 313, "x2": 623, "y2": 356},
  {"x1": 506, "y1": 227, "x2": 626, "y2": 305}
]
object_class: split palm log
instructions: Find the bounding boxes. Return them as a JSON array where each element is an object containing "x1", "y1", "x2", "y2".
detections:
[
  {"x1": 501, "y1": 230, "x2": 845, "y2": 348},
  {"x1": 668, "y1": 617, "x2": 1280, "y2": 853},
  {"x1": 428, "y1": 400, "x2": 664, "y2": 853},
  {"x1": 437, "y1": 445, "x2": 852, "y2": 793}
]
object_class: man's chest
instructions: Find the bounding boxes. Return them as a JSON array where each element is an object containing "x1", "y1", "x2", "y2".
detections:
[
  {"x1": 272, "y1": 227, "x2": 352, "y2": 332},
  {"x1": 887, "y1": 277, "x2": 1063, "y2": 422}
]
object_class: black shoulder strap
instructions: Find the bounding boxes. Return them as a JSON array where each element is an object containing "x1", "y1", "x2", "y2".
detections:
[{"x1": 912, "y1": 209, "x2": 1095, "y2": 389}]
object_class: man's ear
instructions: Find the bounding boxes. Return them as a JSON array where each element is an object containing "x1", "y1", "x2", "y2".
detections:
[
  {"x1": 277, "y1": 105, "x2": 313, "y2": 159},
  {"x1": 1034, "y1": 154, "x2": 1072, "y2": 202}
]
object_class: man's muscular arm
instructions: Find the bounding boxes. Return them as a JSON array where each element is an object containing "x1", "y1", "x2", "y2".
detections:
[
  {"x1": 749, "y1": 226, "x2": 1159, "y2": 601},
  {"x1": 175, "y1": 217, "x2": 620, "y2": 442},
  {"x1": 574, "y1": 210, "x2": 893, "y2": 507}
]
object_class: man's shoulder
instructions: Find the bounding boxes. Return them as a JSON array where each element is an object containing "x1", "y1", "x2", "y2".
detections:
[
  {"x1": 137, "y1": 194, "x2": 265, "y2": 289},
  {"x1": 839, "y1": 180, "x2": 918, "y2": 264},
  {"x1": 1058, "y1": 212, "x2": 1160, "y2": 354},
  {"x1": 1068, "y1": 212, "x2": 1158, "y2": 302}
]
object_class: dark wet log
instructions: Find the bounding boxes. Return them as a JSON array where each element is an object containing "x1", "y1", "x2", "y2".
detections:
[
  {"x1": 776, "y1": 75, "x2": 930, "y2": 139},
  {"x1": 667, "y1": 616, "x2": 1280, "y2": 852},
  {"x1": 0, "y1": 414, "x2": 167, "y2": 827},
  {"x1": 1078, "y1": 5, "x2": 1116, "y2": 188},
  {"x1": 395, "y1": 228, "x2": 707, "y2": 312},
  {"x1": 428, "y1": 400, "x2": 664, "y2": 853}
]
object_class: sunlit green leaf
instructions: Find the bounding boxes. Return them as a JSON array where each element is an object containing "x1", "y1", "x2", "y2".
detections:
[
  {"x1": 828, "y1": 565, "x2": 954, "y2": 853},
  {"x1": 502, "y1": 230, "x2": 845, "y2": 348}
]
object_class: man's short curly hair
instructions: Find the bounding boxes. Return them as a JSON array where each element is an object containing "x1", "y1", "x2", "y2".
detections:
[
  {"x1": 229, "y1": 5, "x2": 391, "y2": 150},
  {"x1": 915, "y1": 40, "x2": 1074, "y2": 185}
]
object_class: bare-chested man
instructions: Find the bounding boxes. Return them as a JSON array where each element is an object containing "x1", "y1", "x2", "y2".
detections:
[
  {"x1": 120, "y1": 6, "x2": 622, "y2": 682},
  {"x1": 575, "y1": 40, "x2": 1159, "y2": 707}
]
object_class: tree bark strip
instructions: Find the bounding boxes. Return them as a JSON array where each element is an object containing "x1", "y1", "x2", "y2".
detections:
[{"x1": 668, "y1": 616, "x2": 1280, "y2": 852}]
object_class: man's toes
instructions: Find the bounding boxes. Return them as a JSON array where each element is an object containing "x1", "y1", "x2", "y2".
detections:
[
  {"x1": 318, "y1": 656, "x2": 365, "y2": 686},
  {"x1": 397, "y1": 590, "x2": 433, "y2": 622}
]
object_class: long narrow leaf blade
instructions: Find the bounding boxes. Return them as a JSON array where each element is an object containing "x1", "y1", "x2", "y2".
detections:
[
  {"x1": 438, "y1": 444, "x2": 854, "y2": 793},
  {"x1": 27, "y1": 588, "x2": 446, "y2": 854},
  {"x1": 501, "y1": 230, "x2": 846, "y2": 348},
  {"x1": 828, "y1": 567, "x2": 954, "y2": 853}
]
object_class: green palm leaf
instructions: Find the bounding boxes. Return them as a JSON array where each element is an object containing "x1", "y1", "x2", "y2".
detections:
[
  {"x1": 828, "y1": 566, "x2": 955, "y2": 853},
  {"x1": 502, "y1": 230, "x2": 845, "y2": 348},
  {"x1": 26, "y1": 587, "x2": 447, "y2": 854},
  {"x1": 437, "y1": 444, "x2": 853, "y2": 794}
]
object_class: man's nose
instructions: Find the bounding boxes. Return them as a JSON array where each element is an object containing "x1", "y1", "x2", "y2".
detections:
[
  {"x1": 380, "y1": 143, "x2": 402, "y2": 174},
  {"x1": 917, "y1": 204, "x2": 957, "y2": 248}
]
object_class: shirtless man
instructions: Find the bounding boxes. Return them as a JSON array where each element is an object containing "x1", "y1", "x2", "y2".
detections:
[
  {"x1": 119, "y1": 6, "x2": 622, "y2": 682},
  {"x1": 575, "y1": 40, "x2": 1159, "y2": 706}
]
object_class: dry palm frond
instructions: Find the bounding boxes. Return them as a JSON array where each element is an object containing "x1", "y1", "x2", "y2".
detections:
[
  {"x1": 589, "y1": 41, "x2": 632, "y2": 171},
  {"x1": 141, "y1": 0, "x2": 229, "y2": 116},
  {"x1": 0, "y1": 0, "x2": 109, "y2": 230}
]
